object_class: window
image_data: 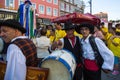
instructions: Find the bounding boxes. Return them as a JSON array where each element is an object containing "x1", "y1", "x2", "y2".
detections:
[
  {"x1": 53, "y1": 8, "x2": 58, "y2": 16},
  {"x1": 70, "y1": 6, "x2": 74, "y2": 13},
  {"x1": 53, "y1": 0, "x2": 58, "y2": 5},
  {"x1": 5, "y1": 0, "x2": 14, "y2": 8},
  {"x1": 19, "y1": 0, "x2": 24, "y2": 5},
  {"x1": 32, "y1": 3, "x2": 36, "y2": 9},
  {"x1": 5, "y1": 0, "x2": 9, "y2": 7},
  {"x1": 70, "y1": 0, "x2": 73, "y2": 4},
  {"x1": 65, "y1": 0, "x2": 69, "y2": 2},
  {"x1": 66, "y1": 4, "x2": 69, "y2": 12},
  {"x1": 46, "y1": 7, "x2": 52, "y2": 15},
  {"x1": 47, "y1": 0, "x2": 52, "y2": 3},
  {"x1": 60, "y1": 2, "x2": 64, "y2": 11},
  {"x1": 39, "y1": 5, "x2": 45, "y2": 14}
]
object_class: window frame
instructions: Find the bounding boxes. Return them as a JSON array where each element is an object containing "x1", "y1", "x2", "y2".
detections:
[{"x1": 39, "y1": 4, "x2": 45, "y2": 14}]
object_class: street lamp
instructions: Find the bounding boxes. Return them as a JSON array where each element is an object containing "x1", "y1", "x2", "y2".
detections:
[{"x1": 89, "y1": 0, "x2": 92, "y2": 14}]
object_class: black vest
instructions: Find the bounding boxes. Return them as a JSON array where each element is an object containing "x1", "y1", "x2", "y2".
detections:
[{"x1": 63, "y1": 36, "x2": 82, "y2": 64}]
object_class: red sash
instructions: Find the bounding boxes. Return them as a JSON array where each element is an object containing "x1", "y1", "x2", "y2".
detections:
[{"x1": 84, "y1": 59, "x2": 99, "y2": 71}]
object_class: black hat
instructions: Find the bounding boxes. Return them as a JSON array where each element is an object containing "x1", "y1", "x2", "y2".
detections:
[
  {"x1": 62, "y1": 20, "x2": 75, "y2": 30},
  {"x1": 115, "y1": 23, "x2": 120, "y2": 28},
  {"x1": 0, "y1": 19, "x2": 26, "y2": 33},
  {"x1": 75, "y1": 23, "x2": 94, "y2": 34},
  {"x1": 100, "y1": 22, "x2": 105, "y2": 25},
  {"x1": 0, "y1": 20, "x2": 3, "y2": 26},
  {"x1": 24, "y1": 0, "x2": 32, "y2": 5}
]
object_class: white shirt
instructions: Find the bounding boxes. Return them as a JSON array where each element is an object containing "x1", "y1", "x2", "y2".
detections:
[
  {"x1": 35, "y1": 36, "x2": 50, "y2": 58},
  {"x1": 81, "y1": 35, "x2": 114, "y2": 70},
  {"x1": 4, "y1": 36, "x2": 27, "y2": 80}
]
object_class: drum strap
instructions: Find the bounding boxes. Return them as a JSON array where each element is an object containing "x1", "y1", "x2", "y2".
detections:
[{"x1": 77, "y1": 63, "x2": 82, "y2": 67}]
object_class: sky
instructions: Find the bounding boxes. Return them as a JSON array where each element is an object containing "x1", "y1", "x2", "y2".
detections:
[{"x1": 84, "y1": 0, "x2": 120, "y2": 20}]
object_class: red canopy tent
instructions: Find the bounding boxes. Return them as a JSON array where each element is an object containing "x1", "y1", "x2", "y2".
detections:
[
  {"x1": 51, "y1": 12, "x2": 100, "y2": 26},
  {"x1": 51, "y1": 14, "x2": 69, "y2": 23},
  {"x1": 84, "y1": 13, "x2": 101, "y2": 26}
]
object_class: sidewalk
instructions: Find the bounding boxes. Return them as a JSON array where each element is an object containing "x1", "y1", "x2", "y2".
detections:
[
  {"x1": 101, "y1": 58, "x2": 120, "y2": 80},
  {"x1": 101, "y1": 71, "x2": 120, "y2": 80}
]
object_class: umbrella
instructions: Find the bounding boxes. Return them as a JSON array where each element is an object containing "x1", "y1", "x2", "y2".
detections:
[
  {"x1": 51, "y1": 14, "x2": 69, "y2": 23},
  {"x1": 51, "y1": 12, "x2": 93, "y2": 24},
  {"x1": 51, "y1": 12, "x2": 100, "y2": 26},
  {"x1": 84, "y1": 13, "x2": 101, "y2": 26}
]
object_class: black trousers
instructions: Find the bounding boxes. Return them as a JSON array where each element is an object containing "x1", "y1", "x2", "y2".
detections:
[
  {"x1": 83, "y1": 68, "x2": 101, "y2": 80},
  {"x1": 73, "y1": 66, "x2": 83, "y2": 80}
]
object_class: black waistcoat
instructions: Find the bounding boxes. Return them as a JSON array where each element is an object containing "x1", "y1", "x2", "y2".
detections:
[{"x1": 63, "y1": 36, "x2": 82, "y2": 64}]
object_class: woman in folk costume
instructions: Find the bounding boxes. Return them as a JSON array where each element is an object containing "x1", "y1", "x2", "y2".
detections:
[
  {"x1": 75, "y1": 23, "x2": 114, "y2": 80},
  {"x1": 51, "y1": 21, "x2": 83, "y2": 80},
  {"x1": 17, "y1": 0, "x2": 36, "y2": 38}
]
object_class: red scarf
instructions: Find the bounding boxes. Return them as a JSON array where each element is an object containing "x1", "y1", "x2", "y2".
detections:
[{"x1": 65, "y1": 35, "x2": 75, "y2": 47}]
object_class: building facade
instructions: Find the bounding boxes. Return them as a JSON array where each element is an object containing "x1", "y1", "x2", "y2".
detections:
[
  {"x1": 94, "y1": 12, "x2": 108, "y2": 22},
  {"x1": 59, "y1": 0, "x2": 84, "y2": 16},
  {"x1": 0, "y1": 0, "x2": 18, "y2": 20},
  {"x1": 0, "y1": 0, "x2": 59, "y2": 25},
  {"x1": 31, "y1": 0, "x2": 59, "y2": 25},
  {"x1": 0, "y1": 0, "x2": 84, "y2": 25}
]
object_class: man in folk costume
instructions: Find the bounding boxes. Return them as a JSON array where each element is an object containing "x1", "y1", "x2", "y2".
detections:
[
  {"x1": 17, "y1": 0, "x2": 36, "y2": 38},
  {"x1": 51, "y1": 21, "x2": 83, "y2": 80},
  {"x1": 0, "y1": 19, "x2": 38, "y2": 80},
  {"x1": 75, "y1": 23, "x2": 114, "y2": 80}
]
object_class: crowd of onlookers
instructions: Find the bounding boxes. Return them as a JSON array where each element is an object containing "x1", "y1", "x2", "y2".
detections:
[
  {"x1": 34, "y1": 21, "x2": 120, "y2": 76},
  {"x1": 0, "y1": 19, "x2": 120, "y2": 80}
]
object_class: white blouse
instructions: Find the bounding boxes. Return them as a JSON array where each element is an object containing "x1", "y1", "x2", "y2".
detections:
[{"x1": 81, "y1": 35, "x2": 114, "y2": 70}]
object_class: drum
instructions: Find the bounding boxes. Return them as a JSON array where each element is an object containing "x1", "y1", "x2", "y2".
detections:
[
  {"x1": 0, "y1": 37, "x2": 4, "y2": 60},
  {"x1": 0, "y1": 37, "x2": 4, "y2": 53},
  {"x1": 40, "y1": 49, "x2": 76, "y2": 80}
]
